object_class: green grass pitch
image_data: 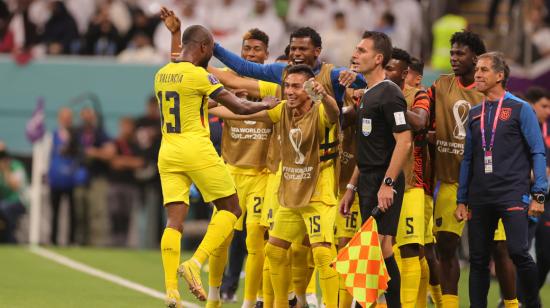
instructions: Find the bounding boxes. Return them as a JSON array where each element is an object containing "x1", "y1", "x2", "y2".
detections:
[{"x1": 0, "y1": 245, "x2": 548, "y2": 307}]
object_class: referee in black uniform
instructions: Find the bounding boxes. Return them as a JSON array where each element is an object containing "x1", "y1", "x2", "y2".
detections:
[{"x1": 340, "y1": 31, "x2": 412, "y2": 308}]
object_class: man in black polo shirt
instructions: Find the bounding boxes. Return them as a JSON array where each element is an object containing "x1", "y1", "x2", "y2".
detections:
[{"x1": 340, "y1": 31, "x2": 412, "y2": 308}]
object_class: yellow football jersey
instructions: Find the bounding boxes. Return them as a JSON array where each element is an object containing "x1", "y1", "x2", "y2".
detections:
[
  {"x1": 267, "y1": 102, "x2": 338, "y2": 207},
  {"x1": 154, "y1": 61, "x2": 224, "y2": 171}
]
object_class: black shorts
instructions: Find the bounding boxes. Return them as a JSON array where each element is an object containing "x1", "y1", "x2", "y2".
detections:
[{"x1": 357, "y1": 170, "x2": 404, "y2": 236}]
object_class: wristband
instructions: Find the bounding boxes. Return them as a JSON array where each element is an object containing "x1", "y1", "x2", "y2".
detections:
[{"x1": 346, "y1": 183, "x2": 357, "y2": 192}]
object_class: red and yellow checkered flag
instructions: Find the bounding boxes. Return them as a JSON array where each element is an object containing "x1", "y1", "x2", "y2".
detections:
[{"x1": 332, "y1": 216, "x2": 389, "y2": 307}]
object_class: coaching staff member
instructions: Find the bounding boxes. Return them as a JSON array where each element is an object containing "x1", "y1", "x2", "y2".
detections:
[
  {"x1": 456, "y1": 52, "x2": 547, "y2": 308},
  {"x1": 340, "y1": 31, "x2": 412, "y2": 308}
]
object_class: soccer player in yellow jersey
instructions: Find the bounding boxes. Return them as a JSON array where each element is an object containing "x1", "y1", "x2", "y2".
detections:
[
  {"x1": 206, "y1": 29, "x2": 279, "y2": 308},
  {"x1": 211, "y1": 64, "x2": 340, "y2": 308},
  {"x1": 154, "y1": 23, "x2": 279, "y2": 308}
]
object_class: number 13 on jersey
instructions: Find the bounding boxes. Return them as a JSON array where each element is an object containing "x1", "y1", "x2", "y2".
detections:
[{"x1": 157, "y1": 90, "x2": 181, "y2": 134}]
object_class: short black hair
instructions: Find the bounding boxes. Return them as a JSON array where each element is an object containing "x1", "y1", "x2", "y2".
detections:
[
  {"x1": 362, "y1": 31, "x2": 393, "y2": 67},
  {"x1": 524, "y1": 87, "x2": 549, "y2": 104},
  {"x1": 290, "y1": 27, "x2": 322, "y2": 48},
  {"x1": 286, "y1": 64, "x2": 315, "y2": 80},
  {"x1": 243, "y1": 28, "x2": 269, "y2": 48},
  {"x1": 450, "y1": 30, "x2": 486, "y2": 56},
  {"x1": 391, "y1": 48, "x2": 411, "y2": 65},
  {"x1": 409, "y1": 56, "x2": 424, "y2": 75}
]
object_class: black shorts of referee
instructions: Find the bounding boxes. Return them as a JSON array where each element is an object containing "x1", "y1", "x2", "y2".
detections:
[{"x1": 358, "y1": 169, "x2": 405, "y2": 236}]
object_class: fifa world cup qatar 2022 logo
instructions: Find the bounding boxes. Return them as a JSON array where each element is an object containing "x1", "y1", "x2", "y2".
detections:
[
  {"x1": 289, "y1": 128, "x2": 305, "y2": 165},
  {"x1": 452, "y1": 100, "x2": 471, "y2": 140}
]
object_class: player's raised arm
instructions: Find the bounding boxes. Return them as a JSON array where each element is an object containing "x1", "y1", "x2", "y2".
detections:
[
  {"x1": 160, "y1": 7, "x2": 182, "y2": 60},
  {"x1": 308, "y1": 78, "x2": 340, "y2": 123},
  {"x1": 207, "y1": 66, "x2": 263, "y2": 98}
]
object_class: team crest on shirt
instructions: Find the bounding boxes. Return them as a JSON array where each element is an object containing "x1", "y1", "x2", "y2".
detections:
[
  {"x1": 207, "y1": 74, "x2": 220, "y2": 85},
  {"x1": 362, "y1": 118, "x2": 372, "y2": 136},
  {"x1": 499, "y1": 108, "x2": 512, "y2": 121}
]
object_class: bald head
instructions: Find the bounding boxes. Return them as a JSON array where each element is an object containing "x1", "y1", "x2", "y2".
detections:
[
  {"x1": 182, "y1": 25, "x2": 213, "y2": 46},
  {"x1": 179, "y1": 25, "x2": 215, "y2": 68}
]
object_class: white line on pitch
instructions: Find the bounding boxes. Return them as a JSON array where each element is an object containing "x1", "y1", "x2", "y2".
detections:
[{"x1": 29, "y1": 246, "x2": 201, "y2": 308}]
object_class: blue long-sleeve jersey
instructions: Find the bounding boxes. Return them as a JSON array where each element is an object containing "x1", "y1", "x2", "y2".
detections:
[
  {"x1": 213, "y1": 43, "x2": 367, "y2": 105},
  {"x1": 457, "y1": 92, "x2": 548, "y2": 206}
]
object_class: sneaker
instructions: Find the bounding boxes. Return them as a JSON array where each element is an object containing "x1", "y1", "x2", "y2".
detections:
[
  {"x1": 177, "y1": 259, "x2": 207, "y2": 301},
  {"x1": 165, "y1": 289, "x2": 182, "y2": 308}
]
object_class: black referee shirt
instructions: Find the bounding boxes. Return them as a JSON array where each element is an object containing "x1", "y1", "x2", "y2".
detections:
[{"x1": 356, "y1": 80, "x2": 411, "y2": 172}]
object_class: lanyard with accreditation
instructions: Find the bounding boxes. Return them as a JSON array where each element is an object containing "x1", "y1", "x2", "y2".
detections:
[{"x1": 480, "y1": 93, "x2": 505, "y2": 174}]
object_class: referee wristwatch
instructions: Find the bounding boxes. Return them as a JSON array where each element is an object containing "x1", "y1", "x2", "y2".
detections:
[
  {"x1": 532, "y1": 193, "x2": 546, "y2": 204},
  {"x1": 383, "y1": 176, "x2": 394, "y2": 187}
]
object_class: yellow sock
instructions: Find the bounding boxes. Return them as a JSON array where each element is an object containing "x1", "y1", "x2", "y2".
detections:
[
  {"x1": 393, "y1": 245, "x2": 402, "y2": 271},
  {"x1": 193, "y1": 210, "x2": 237, "y2": 265},
  {"x1": 504, "y1": 299, "x2": 519, "y2": 308},
  {"x1": 244, "y1": 224, "x2": 266, "y2": 302},
  {"x1": 441, "y1": 294, "x2": 459, "y2": 308},
  {"x1": 266, "y1": 242, "x2": 290, "y2": 308},
  {"x1": 306, "y1": 248, "x2": 316, "y2": 295},
  {"x1": 263, "y1": 256, "x2": 274, "y2": 307},
  {"x1": 400, "y1": 256, "x2": 421, "y2": 308},
  {"x1": 208, "y1": 232, "x2": 233, "y2": 287},
  {"x1": 313, "y1": 246, "x2": 338, "y2": 308},
  {"x1": 429, "y1": 284, "x2": 443, "y2": 307},
  {"x1": 161, "y1": 228, "x2": 181, "y2": 291},
  {"x1": 291, "y1": 243, "x2": 311, "y2": 301},
  {"x1": 416, "y1": 257, "x2": 429, "y2": 308}
]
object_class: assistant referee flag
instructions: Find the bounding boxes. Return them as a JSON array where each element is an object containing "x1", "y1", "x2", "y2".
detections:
[{"x1": 332, "y1": 216, "x2": 389, "y2": 307}]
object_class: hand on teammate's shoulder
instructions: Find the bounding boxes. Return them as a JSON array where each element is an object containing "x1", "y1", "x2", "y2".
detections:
[{"x1": 262, "y1": 96, "x2": 280, "y2": 109}]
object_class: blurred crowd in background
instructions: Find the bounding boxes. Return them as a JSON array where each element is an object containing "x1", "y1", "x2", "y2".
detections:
[
  {"x1": 1, "y1": 0, "x2": 550, "y2": 66},
  {"x1": 0, "y1": 95, "x2": 224, "y2": 248}
]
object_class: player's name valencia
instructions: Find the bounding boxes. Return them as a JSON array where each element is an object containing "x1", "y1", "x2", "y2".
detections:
[{"x1": 156, "y1": 73, "x2": 184, "y2": 84}]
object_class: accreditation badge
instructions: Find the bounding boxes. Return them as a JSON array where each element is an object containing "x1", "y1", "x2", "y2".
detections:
[
  {"x1": 484, "y1": 151, "x2": 493, "y2": 174},
  {"x1": 362, "y1": 118, "x2": 372, "y2": 136}
]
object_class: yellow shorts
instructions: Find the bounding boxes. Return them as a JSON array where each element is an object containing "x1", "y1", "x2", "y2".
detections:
[
  {"x1": 434, "y1": 182, "x2": 464, "y2": 236},
  {"x1": 270, "y1": 202, "x2": 336, "y2": 244},
  {"x1": 424, "y1": 195, "x2": 435, "y2": 244},
  {"x1": 334, "y1": 192, "x2": 361, "y2": 240},
  {"x1": 396, "y1": 187, "x2": 425, "y2": 247},
  {"x1": 159, "y1": 159, "x2": 236, "y2": 205},
  {"x1": 230, "y1": 171, "x2": 268, "y2": 231},
  {"x1": 260, "y1": 171, "x2": 281, "y2": 231}
]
